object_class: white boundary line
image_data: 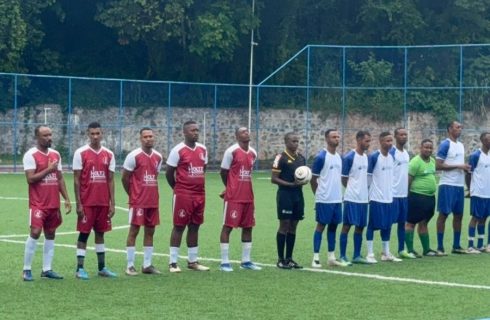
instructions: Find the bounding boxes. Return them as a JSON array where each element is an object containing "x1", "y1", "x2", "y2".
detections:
[
  {"x1": 1, "y1": 238, "x2": 490, "y2": 290},
  {"x1": 3, "y1": 196, "x2": 490, "y2": 291}
]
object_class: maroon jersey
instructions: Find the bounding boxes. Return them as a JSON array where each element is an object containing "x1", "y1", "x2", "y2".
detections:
[
  {"x1": 166, "y1": 142, "x2": 207, "y2": 195},
  {"x1": 221, "y1": 144, "x2": 256, "y2": 203},
  {"x1": 123, "y1": 148, "x2": 163, "y2": 208},
  {"x1": 72, "y1": 145, "x2": 115, "y2": 206},
  {"x1": 23, "y1": 147, "x2": 62, "y2": 209}
]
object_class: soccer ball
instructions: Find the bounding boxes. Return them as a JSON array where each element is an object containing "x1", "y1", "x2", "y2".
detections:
[{"x1": 294, "y1": 166, "x2": 312, "y2": 184}]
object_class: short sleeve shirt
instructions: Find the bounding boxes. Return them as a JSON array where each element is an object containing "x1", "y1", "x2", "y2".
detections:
[
  {"x1": 408, "y1": 155, "x2": 437, "y2": 196},
  {"x1": 311, "y1": 149, "x2": 342, "y2": 203}
]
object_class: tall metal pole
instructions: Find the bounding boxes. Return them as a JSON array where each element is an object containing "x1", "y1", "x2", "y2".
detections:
[{"x1": 248, "y1": 0, "x2": 257, "y2": 131}]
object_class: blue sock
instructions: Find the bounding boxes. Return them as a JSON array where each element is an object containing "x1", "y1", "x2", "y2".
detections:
[
  {"x1": 340, "y1": 233, "x2": 348, "y2": 258},
  {"x1": 353, "y1": 233, "x2": 362, "y2": 259},
  {"x1": 468, "y1": 226, "x2": 476, "y2": 248},
  {"x1": 313, "y1": 230, "x2": 322, "y2": 253},
  {"x1": 487, "y1": 223, "x2": 490, "y2": 245},
  {"x1": 437, "y1": 232, "x2": 444, "y2": 251},
  {"x1": 327, "y1": 231, "x2": 336, "y2": 252},
  {"x1": 477, "y1": 224, "x2": 485, "y2": 248},
  {"x1": 381, "y1": 228, "x2": 390, "y2": 242},
  {"x1": 397, "y1": 222, "x2": 405, "y2": 252},
  {"x1": 453, "y1": 231, "x2": 461, "y2": 249},
  {"x1": 366, "y1": 228, "x2": 374, "y2": 241}
]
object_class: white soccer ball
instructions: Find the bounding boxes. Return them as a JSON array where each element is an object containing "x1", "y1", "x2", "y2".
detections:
[{"x1": 294, "y1": 166, "x2": 312, "y2": 184}]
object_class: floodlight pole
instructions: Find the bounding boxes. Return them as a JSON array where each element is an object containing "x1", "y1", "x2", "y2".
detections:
[{"x1": 248, "y1": 0, "x2": 257, "y2": 131}]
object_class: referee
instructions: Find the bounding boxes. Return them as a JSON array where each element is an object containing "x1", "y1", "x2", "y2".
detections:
[{"x1": 272, "y1": 132, "x2": 306, "y2": 269}]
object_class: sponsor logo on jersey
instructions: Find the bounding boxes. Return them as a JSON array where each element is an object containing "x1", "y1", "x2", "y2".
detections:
[
  {"x1": 239, "y1": 166, "x2": 251, "y2": 180},
  {"x1": 143, "y1": 170, "x2": 157, "y2": 185},
  {"x1": 90, "y1": 166, "x2": 106, "y2": 182},
  {"x1": 42, "y1": 172, "x2": 58, "y2": 185},
  {"x1": 188, "y1": 163, "x2": 204, "y2": 177}
]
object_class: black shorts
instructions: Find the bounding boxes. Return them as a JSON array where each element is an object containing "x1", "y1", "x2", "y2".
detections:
[
  {"x1": 276, "y1": 189, "x2": 304, "y2": 221},
  {"x1": 407, "y1": 192, "x2": 435, "y2": 224}
]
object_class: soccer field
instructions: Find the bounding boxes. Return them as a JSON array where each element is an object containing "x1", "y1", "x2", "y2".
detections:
[{"x1": 1, "y1": 172, "x2": 490, "y2": 320}]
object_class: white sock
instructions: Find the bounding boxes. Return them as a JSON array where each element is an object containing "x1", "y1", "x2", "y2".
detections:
[
  {"x1": 42, "y1": 239, "x2": 55, "y2": 272},
  {"x1": 95, "y1": 243, "x2": 105, "y2": 253},
  {"x1": 382, "y1": 241, "x2": 390, "y2": 255},
  {"x1": 23, "y1": 236, "x2": 38, "y2": 270},
  {"x1": 220, "y1": 243, "x2": 230, "y2": 264},
  {"x1": 169, "y1": 247, "x2": 179, "y2": 264},
  {"x1": 367, "y1": 240, "x2": 374, "y2": 256},
  {"x1": 188, "y1": 246, "x2": 198, "y2": 263},
  {"x1": 328, "y1": 251, "x2": 336, "y2": 261},
  {"x1": 143, "y1": 246, "x2": 153, "y2": 268},
  {"x1": 242, "y1": 242, "x2": 252, "y2": 263},
  {"x1": 127, "y1": 246, "x2": 136, "y2": 268},
  {"x1": 76, "y1": 248, "x2": 86, "y2": 257},
  {"x1": 313, "y1": 252, "x2": 320, "y2": 261}
]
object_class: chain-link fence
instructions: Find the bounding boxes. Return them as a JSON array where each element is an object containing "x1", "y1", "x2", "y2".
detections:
[{"x1": 2, "y1": 44, "x2": 490, "y2": 172}]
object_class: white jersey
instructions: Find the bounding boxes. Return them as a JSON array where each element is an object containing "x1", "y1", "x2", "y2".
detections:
[
  {"x1": 342, "y1": 150, "x2": 368, "y2": 203},
  {"x1": 368, "y1": 150, "x2": 394, "y2": 203},
  {"x1": 311, "y1": 149, "x2": 342, "y2": 203},
  {"x1": 469, "y1": 149, "x2": 490, "y2": 198},
  {"x1": 389, "y1": 146, "x2": 409, "y2": 198},
  {"x1": 436, "y1": 138, "x2": 465, "y2": 187}
]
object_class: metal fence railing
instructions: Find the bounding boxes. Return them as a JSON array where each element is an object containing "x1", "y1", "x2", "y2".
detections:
[{"x1": 2, "y1": 44, "x2": 490, "y2": 172}]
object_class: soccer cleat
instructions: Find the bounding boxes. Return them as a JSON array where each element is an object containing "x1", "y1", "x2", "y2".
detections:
[
  {"x1": 98, "y1": 267, "x2": 117, "y2": 278},
  {"x1": 76, "y1": 268, "x2": 89, "y2": 280},
  {"x1": 451, "y1": 247, "x2": 467, "y2": 254},
  {"x1": 339, "y1": 257, "x2": 353, "y2": 266},
  {"x1": 328, "y1": 258, "x2": 350, "y2": 267},
  {"x1": 220, "y1": 263, "x2": 234, "y2": 272},
  {"x1": 187, "y1": 261, "x2": 210, "y2": 271},
  {"x1": 398, "y1": 250, "x2": 416, "y2": 259},
  {"x1": 23, "y1": 270, "x2": 33, "y2": 281},
  {"x1": 352, "y1": 256, "x2": 370, "y2": 264},
  {"x1": 381, "y1": 253, "x2": 402, "y2": 262},
  {"x1": 287, "y1": 259, "x2": 303, "y2": 269},
  {"x1": 125, "y1": 266, "x2": 138, "y2": 276},
  {"x1": 169, "y1": 263, "x2": 182, "y2": 273},
  {"x1": 466, "y1": 247, "x2": 481, "y2": 254},
  {"x1": 478, "y1": 246, "x2": 490, "y2": 253},
  {"x1": 311, "y1": 259, "x2": 322, "y2": 268},
  {"x1": 277, "y1": 259, "x2": 292, "y2": 269},
  {"x1": 40, "y1": 270, "x2": 63, "y2": 279},
  {"x1": 409, "y1": 250, "x2": 423, "y2": 258},
  {"x1": 423, "y1": 249, "x2": 438, "y2": 257},
  {"x1": 142, "y1": 265, "x2": 161, "y2": 274},
  {"x1": 240, "y1": 261, "x2": 262, "y2": 271},
  {"x1": 365, "y1": 254, "x2": 378, "y2": 264},
  {"x1": 436, "y1": 250, "x2": 448, "y2": 256}
]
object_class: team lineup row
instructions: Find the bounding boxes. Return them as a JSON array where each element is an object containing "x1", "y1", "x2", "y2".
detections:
[{"x1": 20, "y1": 120, "x2": 490, "y2": 280}]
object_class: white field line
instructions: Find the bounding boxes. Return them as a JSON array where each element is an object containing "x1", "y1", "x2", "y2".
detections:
[
  {"x1": 3, "y1": 196, "x2": 490, "y2": 291},
  {"x1": 1, "y1": 238, "x2": 490, "y2": 291}
]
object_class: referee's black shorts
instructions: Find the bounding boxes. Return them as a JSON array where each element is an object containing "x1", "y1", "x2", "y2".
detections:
[
  {"x1": 276, "y1": 189, "x2": 304, "y2": 221},
  {"x1": 407, "y1": 192, "x2": 435, "y2": 224}
]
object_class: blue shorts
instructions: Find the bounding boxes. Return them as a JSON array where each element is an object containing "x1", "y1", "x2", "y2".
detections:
[
  {"x1": 368, "y1": 201, "x2": 394, "y2": 230},
  {"x1": 315, "y1": 203, "x2": 342, "y2": 225},
  {"x1": 470, "y1": 196, "x2": 490, "y2": 220},
  {"x1": 343, "y1": 201, "x2": 368, "y2": 228},
  {"x1": 437, "y1": 185, "x2": 464, "y2": 215},
  {"x1": 392, "y1": 197, "x2": 408, "y2": 224}
]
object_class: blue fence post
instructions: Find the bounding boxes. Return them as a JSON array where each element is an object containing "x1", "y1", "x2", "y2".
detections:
[
  {"x1": 118, "y1": 80, "x2": 124, "y2": 165},
  {"x1": 167, "y1": 83, "x2": 172, "y2": 153},
  {"x1": 213, "y1": 85, "x2": 218, "y2": 169},
  {"x1": 341, "y1": 47, "x2": 346, "y2": 154},
  {"x1": 67, "y1": 77, "x2": 73, "y2": 170},
  {"x1": 403, "y1": 47, "x2": 408, "y2": 128},
  {"x1": 306, "y1": 46, "x2": 311, "y2": 161},
  {"x1": 255, "y1": 85, "x2": 260, "y2": 170},
  {"x1": 459, "y1": 45, "x2": 464, "y2": 123},
  {"x1": 13, "y1": 74, "x2": 18, "y2": 172}
]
